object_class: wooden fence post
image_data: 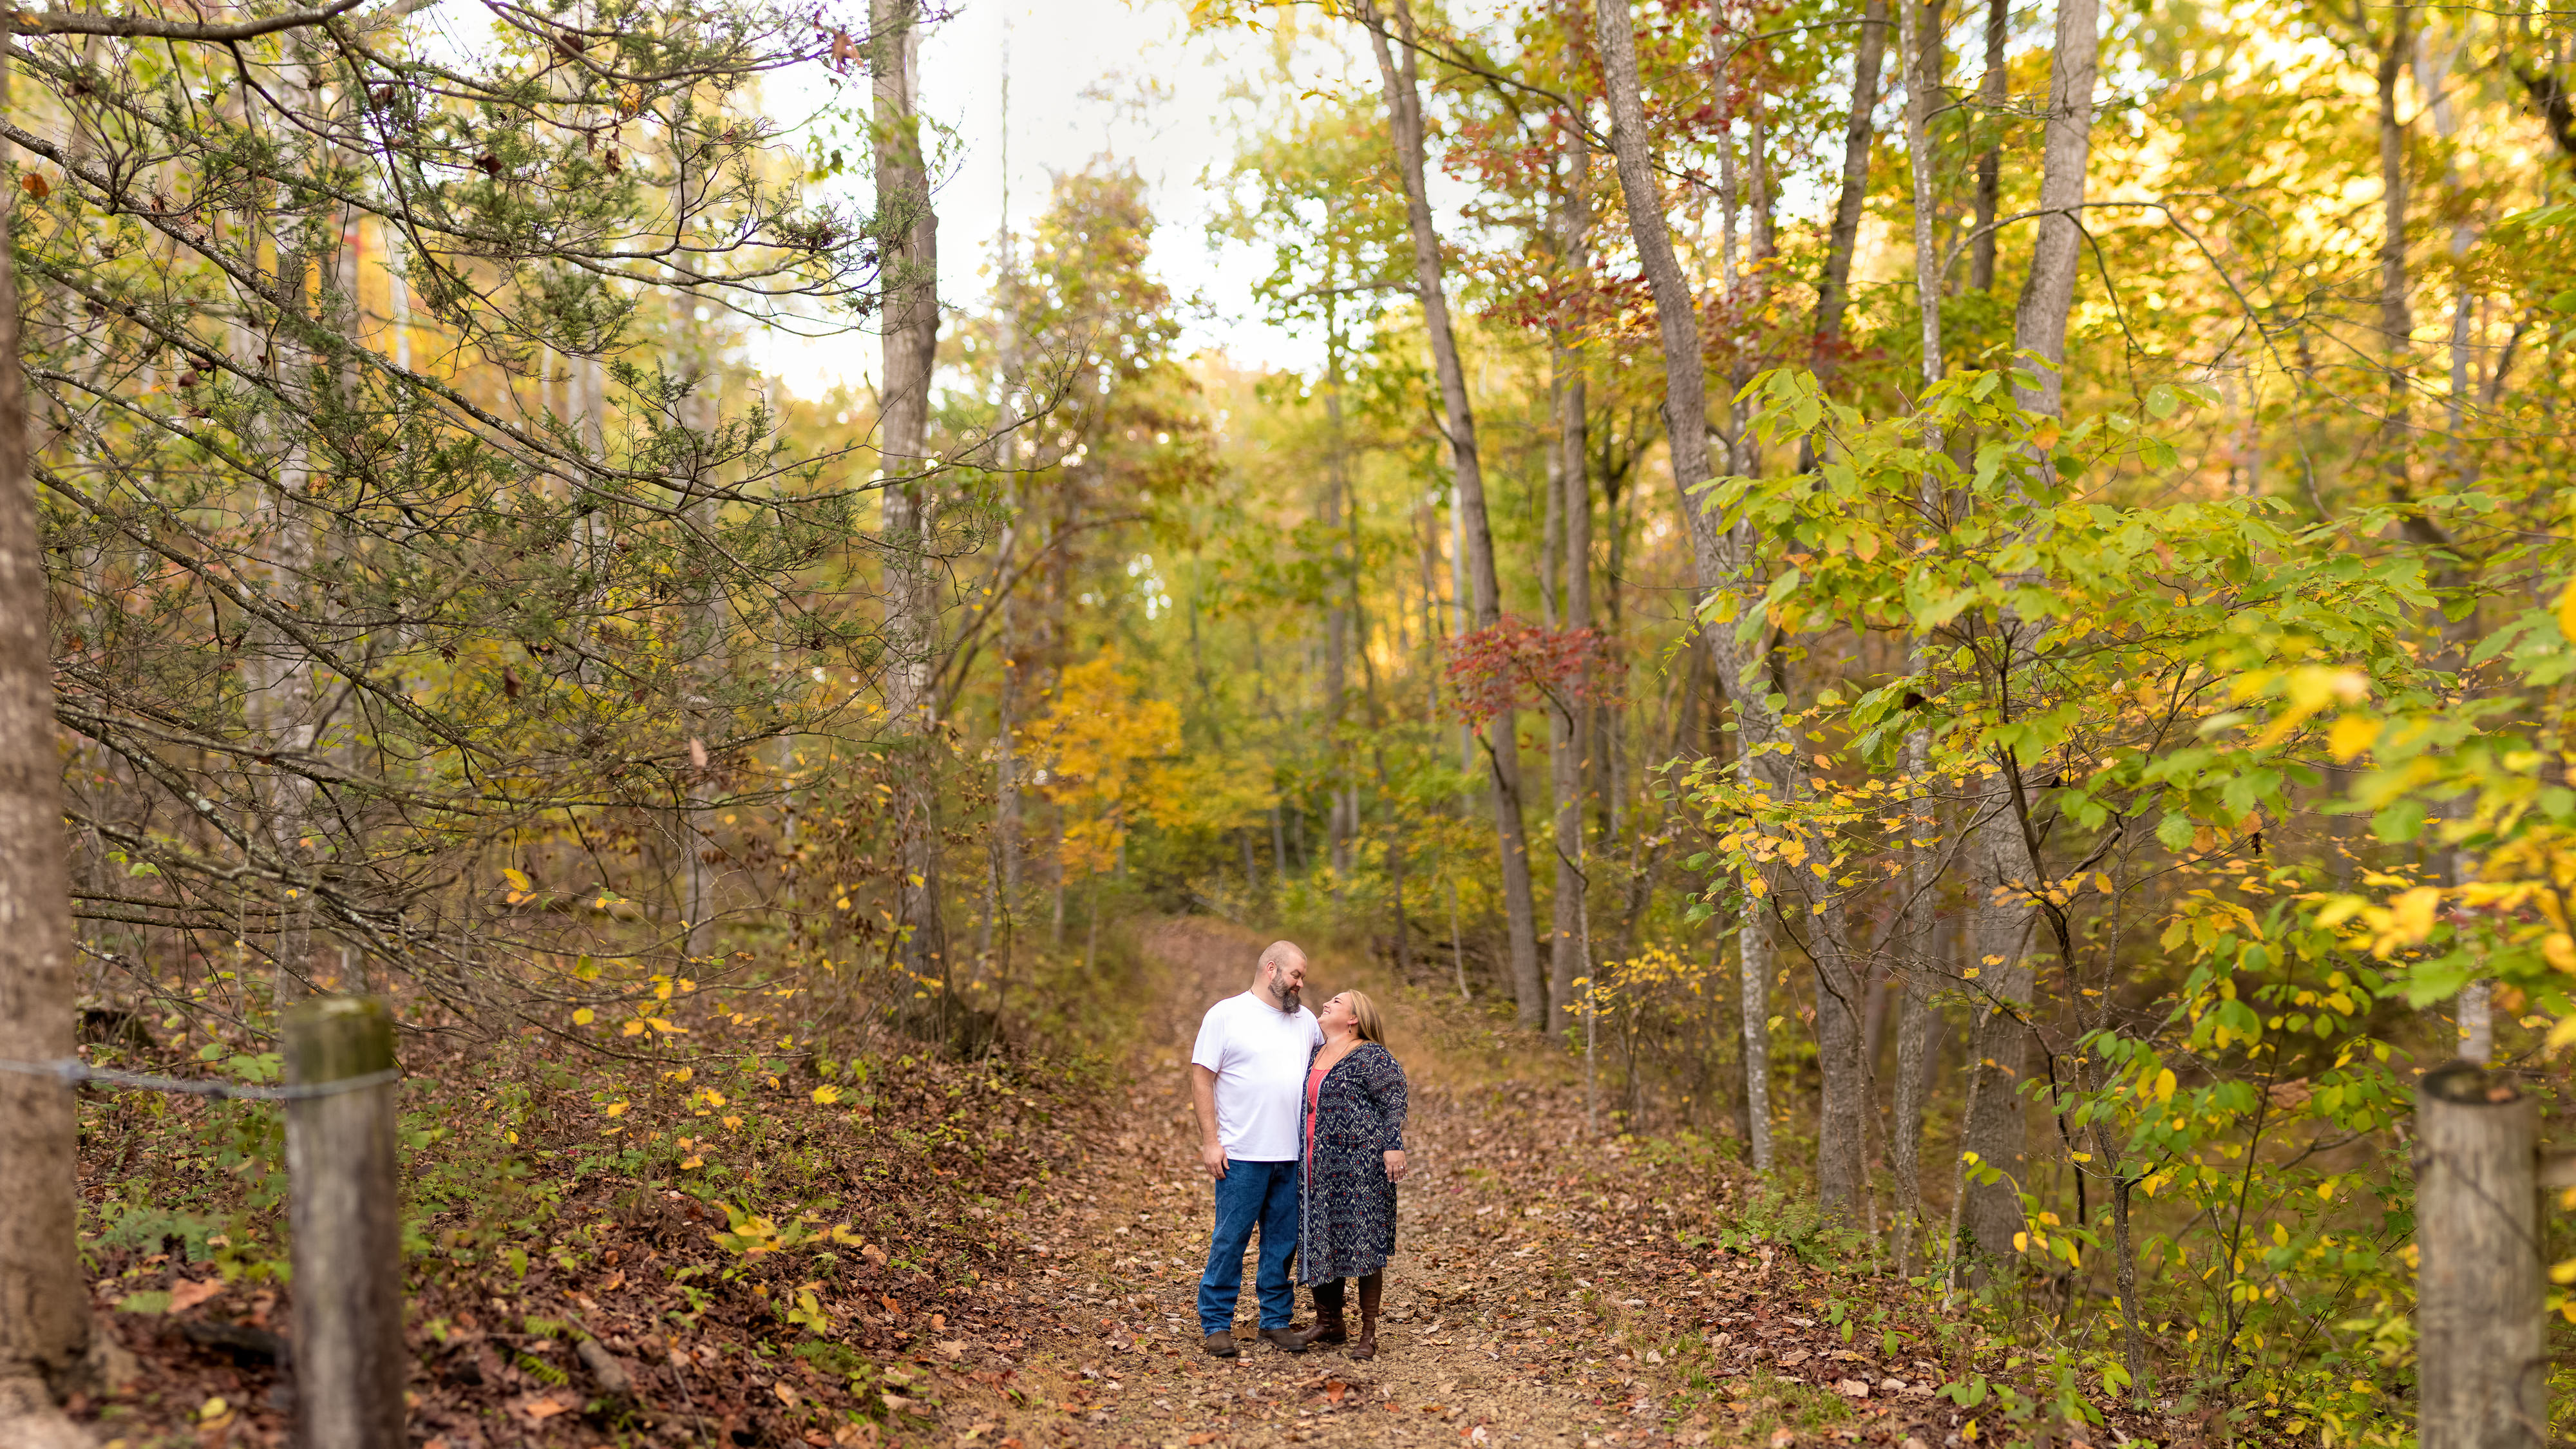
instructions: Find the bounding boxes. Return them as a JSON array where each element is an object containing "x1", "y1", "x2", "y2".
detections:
[
  {"x1": 2416, "y1": 1062, "x2": 2542, "y2": 1449},
  {"x1": 285, "y1": 996, "x2": 404, "y2": 1449}
]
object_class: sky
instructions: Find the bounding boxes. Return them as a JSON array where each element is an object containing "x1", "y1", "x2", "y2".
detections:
[{"x1": 746, "y1": 0, "x2": 1345, "y2": 399}]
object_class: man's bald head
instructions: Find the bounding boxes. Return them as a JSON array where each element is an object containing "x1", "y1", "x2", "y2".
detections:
[{"x1": 1253, "y1": 941, "x2": 1309, "y2": 1013}]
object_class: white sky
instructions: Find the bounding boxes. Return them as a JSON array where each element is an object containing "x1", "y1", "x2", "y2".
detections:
[{"x1": 746, "y1": 0, "x2": 1349, "y2": 399}]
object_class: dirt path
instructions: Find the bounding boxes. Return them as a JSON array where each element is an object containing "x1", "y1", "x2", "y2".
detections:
[{"x1": 940, "y1": 918, "x2": 1730, "y2": 1449}]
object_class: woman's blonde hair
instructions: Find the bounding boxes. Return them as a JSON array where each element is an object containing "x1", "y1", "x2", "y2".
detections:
[{"x1": 1345, "y1": 990, "x2": 1386, "y2": 1045}]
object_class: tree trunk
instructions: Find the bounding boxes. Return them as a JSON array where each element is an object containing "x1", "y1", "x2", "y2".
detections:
[
  {"x1": 1361, "y1": 0, "x2": 1544, "y2": 1027},
  {"x1": 1814, "y1": 903, "x2": 1868, "y2": 1223},
  {"x1": 1546, "y1": 120, "x2": 1593, "y2": 1036},
  {"x1": 1970, "y1": 0, "x2": 2008, "y2": 291},
  {"x1": 2007, "y1": 0, "x2": 2101, "y2": 416},
  {"x1": 2414, "y1": 1065, "x2": 2543, "y2": 1449},
  {"x1": 1595, "y1": 0, "x2": 1785, "y2": 1170},
  {"x1": 0, "y1": 40, "x2": 94, "y2": 1444},
  {"x1": 1325, "y1": 335, "x2": 1354, "y2": 895},
  {"x1": 873, "y1": 0, "x2": 947, "y2": 990},
  {"x1": 1814, "y1": 0, "x2": 1891, "y2": 365}
]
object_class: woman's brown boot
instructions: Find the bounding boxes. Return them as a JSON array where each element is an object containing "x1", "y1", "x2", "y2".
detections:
[
  {"x1": 1348, "y1": 1273, "x2": 1383, "y2": 1361},
  {"x1": 1296, "y1": 1281, "x2": 1349, "y2": 1348}
]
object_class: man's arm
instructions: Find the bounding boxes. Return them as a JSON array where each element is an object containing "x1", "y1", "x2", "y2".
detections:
[{"x1": 1190, "y1": 1064, "x2": 1229, "y2": 1180}]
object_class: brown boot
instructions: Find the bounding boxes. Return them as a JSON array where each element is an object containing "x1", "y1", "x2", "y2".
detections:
[
  {"x1": 1260, "y1": 1326, "x2": 1308, "y2": 1354},
  {"x1": 1201, "y1": 1331, "x2": 1239, "y2": 1358},
  {"x1": 1348, "y1": 1272, "x2": 1383, "y2": 1361},
  {"x1": 1294, "y1": 1311, "x2": 1348, "y2": 1349}
]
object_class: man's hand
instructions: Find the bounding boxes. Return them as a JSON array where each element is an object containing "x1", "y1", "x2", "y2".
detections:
[
  {"x1": 1190, "y1": 1063, "x2": 1227, "y2": 1180},
  {"x1": 1383, "y1": 1148, "x2": 1408, "y2": 1184}
]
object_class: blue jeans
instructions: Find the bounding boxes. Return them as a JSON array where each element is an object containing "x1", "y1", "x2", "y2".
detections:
[{"x1": 1197, "y1": 1159, "x2": 1299, "y2": 1334}]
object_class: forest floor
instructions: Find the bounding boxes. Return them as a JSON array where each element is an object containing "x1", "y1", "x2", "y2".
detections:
[
  {"x1": 68, "y1": 917, "x2": 2073, "y2": 1449},
  {"x1": 935, "y1": 918, "x2": 1993, "y2": 1449}
]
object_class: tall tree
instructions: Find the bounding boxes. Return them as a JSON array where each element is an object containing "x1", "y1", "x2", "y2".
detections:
[
  {"x1": 1890, "y1": 0, "x2": 1951, "y2": 1271},
  {"x1": 0, "y1": 39, "x2": 89, "y2": 1442},
  {"x1": 1956, "y1": 0, "x2": 2104, "y2": 1271},
  {"x1": 873, "y1": 0, "x2": 947, "y2": 987},
  {"x1": 1546, "y1": 118, "x2": 1595, "y2": 1034},
  {"x1": 2008, "y1": 0, "x2": 2101, "y2": 415},
  {"x1": 1594, "y1": 0, "x2": 1783, "y2": 1168},
  {"x1": 1815, "y1": 0, "x2": 1891, "y2": 368},
  {"x1": 1357, "y1": 0, "x2": 1546, "y2": 1026}
]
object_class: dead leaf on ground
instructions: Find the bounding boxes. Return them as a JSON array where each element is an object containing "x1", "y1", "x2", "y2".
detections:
[
  {"x1": 167, "y1": 1278, "x2": 224, "y2": 1314},
  {"x1": 518, "y1": 1395, "x2": 569, "y2": 1421}
]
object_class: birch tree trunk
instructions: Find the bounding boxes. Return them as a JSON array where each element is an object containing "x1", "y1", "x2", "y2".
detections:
[
  {"x1": 873, "y1": 0, "x2": 947, "y2": 990},
  {"x1": 1361, "y1": 0, "x2": 1545, "y2": 1026},
  {"x1": 1595, "y1": 0, "x2": 1784, "y2": 1169},
  {"x1": 0, "y1": 41, "x2": 95, "y2": 1445}
]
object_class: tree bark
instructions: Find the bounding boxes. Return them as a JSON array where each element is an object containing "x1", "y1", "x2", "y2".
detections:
[
  {"x1": 1361, "y1": 0, "x2": 1544, "y2": 1027},
  {"x1": 1546, "y1": 119, "x2": 1593, "y2": 1036},
  {"x1": 0, "y1": 38, "x2": 94, "y2": 1444},
  {"x1": 2007, "y1": 0, "x2": 2101, "y2": 415},
  {"x1": 873, "y1": 0, "x2": 947, "y2": 991},
  {"x1": 2414, "y1": 1064, "x2": 2542, "y2": 1449},
  {"x1": 1595, "y1": 0, "x2": 1785, "y2": 1169},
  {"x1": 1814, "y1": 902, "x2": 1868, "y2": 1222},
  {"x1": 1969, "y1": 0, "x2": 2008, "y2": 292},
  {"x1": 1814, "y1": 0, "x2": 1891, "y2": 366}
]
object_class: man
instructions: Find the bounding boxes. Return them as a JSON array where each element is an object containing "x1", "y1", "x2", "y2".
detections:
[{"x1": 1189, "y1": 940, "x2": 1322, "y2": 1357}]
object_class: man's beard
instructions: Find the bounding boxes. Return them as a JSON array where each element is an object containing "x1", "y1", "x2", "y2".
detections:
[{"x1": 1278, "y1": 984, "x2": 1302, "y2": 1014}]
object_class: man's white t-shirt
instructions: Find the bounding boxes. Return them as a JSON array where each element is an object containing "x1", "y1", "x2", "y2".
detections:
[{"x1": 1190, "y1": 991, "x2": 1324, "y2": 1162}]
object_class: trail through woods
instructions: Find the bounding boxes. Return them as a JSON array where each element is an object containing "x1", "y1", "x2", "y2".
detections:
[
  {"x1": 947, "y1": 919, "x2": 1985, "y2": 1449},
  {"x1": 65, "y1": 918, "x2": 2079, "y2": 1449}
]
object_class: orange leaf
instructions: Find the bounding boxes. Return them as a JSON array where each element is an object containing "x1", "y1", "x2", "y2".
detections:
[
  {"x1": 167, "y1": 1278, "x2": 224, "y2": 1314},
  {"x1": 20, "y1": 173, "x2": 48, "y2": 200},
  {"x1": 521, "y1": 1396, "x2": 568, "y2": 1421}
]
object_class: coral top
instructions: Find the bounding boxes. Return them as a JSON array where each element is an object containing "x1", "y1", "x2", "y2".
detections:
[{"x1": 1304, "y1": 1062, "x2": 1327, "y2": 1156}]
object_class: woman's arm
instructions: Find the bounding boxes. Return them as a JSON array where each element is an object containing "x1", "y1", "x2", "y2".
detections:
[{"x1": 1363, "y1": 1048, "x2": 1409, "y2": 1152}]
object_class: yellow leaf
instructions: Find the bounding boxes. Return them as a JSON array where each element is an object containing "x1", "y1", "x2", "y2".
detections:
[
  {"x1": 2013, "y1": 1232, "x2": 2031, "y2": 1253},
  {"x1": 2325, "y1": 714, "x2": 2383, "y2": 762},
  {"x1": 2559, "y1": 578, "x2": 2576, "y2": 641},
  {"x1": 603, "y1": 1101, "x2": 629, "y2": 1117},
  {"x1": 571, "y1": 1008, "x2": 595, "y2": 1025},
  {"x1": 502, "y1": 867, "x2": 533, "y2": 893},
  {"x1": 813, "y1": 1084, "x2": 844, "y2": 1105},
  {"x1": 621, "y1": 1019, "x2": 646, "y2": 1037},
  {"x1": 2153, "y1": 1067, "x2": 2177, "y2": 1103},
  {"x1": 680, "y1": 1155, "x2": 704, "y2": 1170}
]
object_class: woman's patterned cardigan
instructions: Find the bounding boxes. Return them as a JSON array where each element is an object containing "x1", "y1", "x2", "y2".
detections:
[{"x1": 1296, "y1": 1039, "x2": 1408, "y2": 1283}]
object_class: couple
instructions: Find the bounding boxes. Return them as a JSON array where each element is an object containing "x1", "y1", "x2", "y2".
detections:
[{"x1": 1188, "y1": 940, "x2": 1409, "y2": 1361}]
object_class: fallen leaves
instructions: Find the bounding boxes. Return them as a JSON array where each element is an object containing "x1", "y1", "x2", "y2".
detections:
[{"x1": 166, "y1": 1278, "x2": 224, "y2": 1314}]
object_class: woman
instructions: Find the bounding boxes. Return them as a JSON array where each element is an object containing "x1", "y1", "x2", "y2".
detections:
[{"x1": 1293, "y1": 989, "x2": 1408, "y2": 1359}]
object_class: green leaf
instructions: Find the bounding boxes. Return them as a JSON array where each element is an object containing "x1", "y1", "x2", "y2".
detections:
[{"x1": 2156, "y1": 813, "x2": 2196, "y2": 851}]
